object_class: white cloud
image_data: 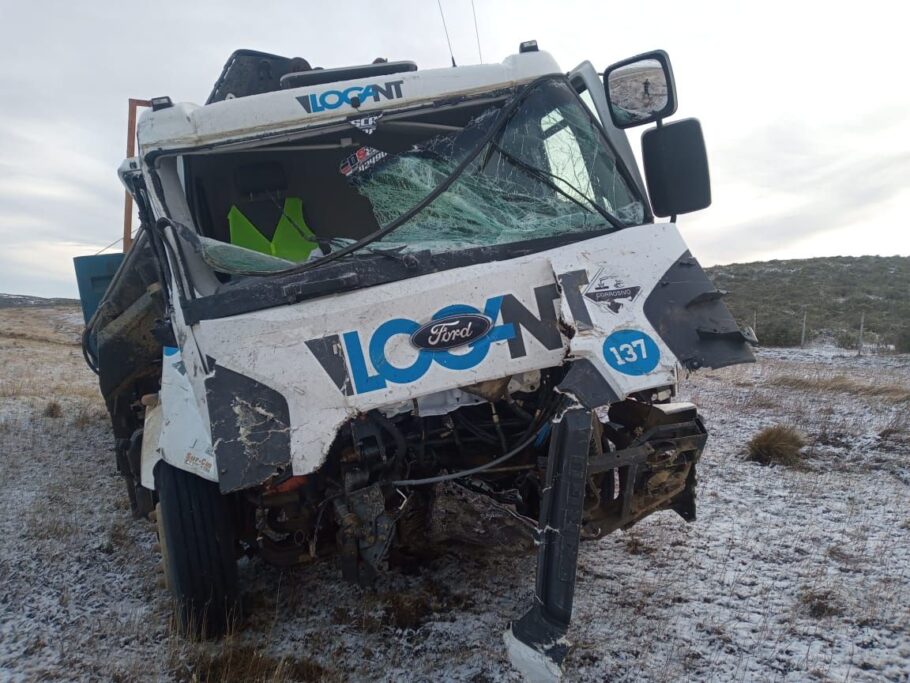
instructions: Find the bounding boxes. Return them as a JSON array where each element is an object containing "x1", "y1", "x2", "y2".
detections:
[{"x1": 0, "y1": 241, "x2": 117, "y2": 298}]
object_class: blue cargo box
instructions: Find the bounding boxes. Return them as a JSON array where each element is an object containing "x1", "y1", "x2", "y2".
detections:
[{"x1": 73, "y1": 252, "x2": 125, "y2": 324}]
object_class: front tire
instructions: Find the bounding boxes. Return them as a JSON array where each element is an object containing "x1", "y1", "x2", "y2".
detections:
[{"x1": 155, "y1": 461, "x2": 240, "y2": 638}]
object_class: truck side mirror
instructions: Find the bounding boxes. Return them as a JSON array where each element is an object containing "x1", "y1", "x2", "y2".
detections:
[
  {"x1": 603, "y1": 50, "x2": 676, "y2": 129},
  {"x1": 641, "y1": 118, "x2": 711, "y2": 217}
]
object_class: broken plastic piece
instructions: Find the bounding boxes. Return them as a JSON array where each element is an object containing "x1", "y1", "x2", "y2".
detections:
[{"x1": 508, "y1": 405, "x2": 592, "y2": 678}]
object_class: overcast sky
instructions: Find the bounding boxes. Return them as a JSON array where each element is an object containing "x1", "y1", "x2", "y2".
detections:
[{"x1": 1, "y1": 0, "x2": 908, "y2": 297}]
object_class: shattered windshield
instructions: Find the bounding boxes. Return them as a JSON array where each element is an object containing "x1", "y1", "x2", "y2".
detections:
[
  {"x1": 352, "y1": 78, "x2": 644, "y2": 252},
  {"x1": 182, "y1": 77, "x2": 645, "y2": 277}
]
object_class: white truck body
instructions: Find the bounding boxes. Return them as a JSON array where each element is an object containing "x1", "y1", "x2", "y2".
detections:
[{"x1": 83, "y1": 45, "x2": 753, "y2": 678}]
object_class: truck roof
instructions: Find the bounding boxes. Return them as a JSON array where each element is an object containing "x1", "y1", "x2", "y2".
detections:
[{"x1": 137, "y1": 50, "x2": 562, "y2": 155}]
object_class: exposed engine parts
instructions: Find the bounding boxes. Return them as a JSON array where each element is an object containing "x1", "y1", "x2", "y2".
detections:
[{"x1": 237, "y1": 368, "x2": 706, "y2": 597}]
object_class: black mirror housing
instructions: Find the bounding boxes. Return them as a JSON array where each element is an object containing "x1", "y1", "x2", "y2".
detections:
[
  {"x1": 603, "y1": 50, "x2": 677, "y2": 129},
  {"x1": 642, "y1": 118, "x2": 711, "y2": 217}
]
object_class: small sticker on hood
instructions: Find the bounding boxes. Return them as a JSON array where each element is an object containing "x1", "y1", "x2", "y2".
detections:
[
  {"x1": 340, "y1": 146, "x2": 388, "y2": 176},
  {"x1": 348, "y1": 113, "x2": 382, "y2": 135},
  {"x1": 584, "y1": 269, "x2": 641, "y2": 313}
]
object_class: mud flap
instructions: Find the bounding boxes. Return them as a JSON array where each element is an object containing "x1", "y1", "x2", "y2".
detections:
[{"x1": 506, "y1": 405, "x2": 591, "y2": 680}]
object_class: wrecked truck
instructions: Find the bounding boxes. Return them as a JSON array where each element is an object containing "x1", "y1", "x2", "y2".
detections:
[{"x1": 79, "y1": 44, "x2": 754, "y2": 677}]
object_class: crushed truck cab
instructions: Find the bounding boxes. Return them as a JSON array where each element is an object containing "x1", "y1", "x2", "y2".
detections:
[{"x1": 80, "y1": 45, "x2": 754, "y2": 678}]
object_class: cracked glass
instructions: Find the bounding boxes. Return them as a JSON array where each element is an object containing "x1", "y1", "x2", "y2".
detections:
[{"x1": 353, "y1": 79, "x2": 644, "y2": 253}]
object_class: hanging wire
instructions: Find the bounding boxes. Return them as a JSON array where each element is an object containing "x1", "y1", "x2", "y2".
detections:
[
  {"x1": 93, "y1": 235, "x2": 124, "y2": 255},
  {"x1": 92, "y1": 229, "x2": 137, "y2": 255},
  {"x1": 471, "y1": 0, "x2": 483, "y2": 63},
  {"x1": 436, "y1": 0, "x2": 457, "y2": 67}
]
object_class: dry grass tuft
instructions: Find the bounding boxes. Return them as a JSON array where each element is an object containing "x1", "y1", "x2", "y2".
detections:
[
  {"x1": 742, "y1": 391, "x2": 778, "y2": 410},
  {"x1": 799, "y1": 588, "x2": 843, "y2": 618},
  {"x1": 879, "y1": 412, "x2": 908, "y2": 441},
  {"x1": 381, "y1": 592, "x2": 438, "y2": 631},
  {"x1": 42, "y1": 400, "x2": 62, "y2": 418},
  {"x1": 171, "y1": 642, "x2": 329, "y2": 683},
  {"x1": 0, "y1": 306, "x2": 81, "y2": 346},
  {"x1": 72, "y1": 405, "x2": 104, "y2": 429},
  {"x1": 747, "y1": 425, "x2": 806, "y2": 466},
  {"x1": 768, "y1": 374, "x2": 910, "y2": 402},
  {"x1": 25, "y1": 507, "x2": 77, "y2": 540},
  {"x1": 623, "y1": 533, "x2": 655, "y2": 556},
  {"x1": 107, "y1": 518, "x2": 133, "y2": 551}
]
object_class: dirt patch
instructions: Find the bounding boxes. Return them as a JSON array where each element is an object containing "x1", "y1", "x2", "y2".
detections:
[{"x1": 340, "y1": 579, "x2": 474, "y2": 633}]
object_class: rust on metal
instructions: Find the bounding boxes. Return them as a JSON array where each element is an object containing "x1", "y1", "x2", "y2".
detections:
[{"x1": 123, "y1": 98, "x2": 151, "y2": 252}]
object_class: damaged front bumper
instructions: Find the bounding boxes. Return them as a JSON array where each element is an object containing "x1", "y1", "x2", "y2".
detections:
[
  {"x1": 506, "y1": 393, "x2": 707, "y2": 679},
  {"x1": 187, "y1": 222, "x2": 750, "y2": 492}
]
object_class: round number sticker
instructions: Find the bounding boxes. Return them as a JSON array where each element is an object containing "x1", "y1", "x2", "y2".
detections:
[{"x1": 602, "y1": 329, "x2": 660, "y2": 376}]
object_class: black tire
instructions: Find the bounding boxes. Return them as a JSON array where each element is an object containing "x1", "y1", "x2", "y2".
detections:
[{"x1": 155, "y1": 461, "x2": 240, "y2": 638}]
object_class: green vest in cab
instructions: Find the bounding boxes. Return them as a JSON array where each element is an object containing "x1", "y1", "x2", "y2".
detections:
[{"x1": 228, "y1": 197, "x2": 317, "y2": 262}]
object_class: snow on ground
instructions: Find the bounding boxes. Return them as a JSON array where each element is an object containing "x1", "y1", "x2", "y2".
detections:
[{"x1": 0, "y1": 308, "x2": 908, "y2": 681}]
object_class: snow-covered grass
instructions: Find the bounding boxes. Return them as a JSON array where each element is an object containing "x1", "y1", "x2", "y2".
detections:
[{"x1": 1, "y1": 310, "x2": 908, "y2": 681}]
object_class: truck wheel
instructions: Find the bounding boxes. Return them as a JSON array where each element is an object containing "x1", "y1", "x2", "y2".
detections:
[{"x1": 155, "y1": 461, "x2": 240, "y2": 638}]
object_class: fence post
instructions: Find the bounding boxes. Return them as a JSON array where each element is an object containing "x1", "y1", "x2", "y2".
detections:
[
  {"x1": 800, "y1": 309, "x2": 807, "y2": 348},
  {"x1": 857, "y1": 311, "x2": 865, "y2": 357}
]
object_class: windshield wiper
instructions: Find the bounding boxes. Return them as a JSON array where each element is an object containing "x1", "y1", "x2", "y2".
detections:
[{"x1": 363, "y1": 245, "x2": 430, "y2": 271}]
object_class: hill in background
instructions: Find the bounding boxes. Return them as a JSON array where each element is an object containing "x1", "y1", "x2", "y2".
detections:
[
  {"x1": 706, "y1": 255, "x2": 910, "y2": 349},
  {"x1": 2, "y1": 254, "x2": 908, "y2": 350},
  {"x1": 0, "y1": 293, "x2": 79, "y2": 309}
]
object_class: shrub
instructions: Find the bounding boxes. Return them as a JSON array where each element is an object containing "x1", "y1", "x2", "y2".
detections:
[
  {"x1": 895, "y1": 327, "x2": 910, "y2": 354},
  {"x1": 834, "y1": 329, "x2": 858, "y2": 350},
  {"x1": 756, "y1": 319, "x2": 802, "y2": 347},
  {"x1": 42, "y1": 401, "x2": 62, "y2": 418},
  {"x1": 746, "y1": 425, "x2": 806, "y2": 466}
]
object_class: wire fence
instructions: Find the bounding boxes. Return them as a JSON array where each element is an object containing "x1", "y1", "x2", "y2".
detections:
[{"x1": 749, "y1": 308, "x2": 908, "y2": 355}]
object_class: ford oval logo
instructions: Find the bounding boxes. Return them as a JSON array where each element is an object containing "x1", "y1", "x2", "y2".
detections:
[{"x1": 410, "y1": 314, "x2": 493, "y2": 351}]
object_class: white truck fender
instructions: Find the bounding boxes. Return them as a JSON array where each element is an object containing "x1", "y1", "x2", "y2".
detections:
[{"x1": 141, "y1": 346, "x2": 219, "y2": 489}]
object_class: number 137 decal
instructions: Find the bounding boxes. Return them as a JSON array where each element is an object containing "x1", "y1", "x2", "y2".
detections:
[{"x1": 603, "y1": 329, "x2": 661, "y2": 376}]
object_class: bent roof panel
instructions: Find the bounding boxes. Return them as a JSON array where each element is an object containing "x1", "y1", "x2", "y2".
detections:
[{"x1": 137, "y1": 52, "x2": 562, "y2": 154}]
